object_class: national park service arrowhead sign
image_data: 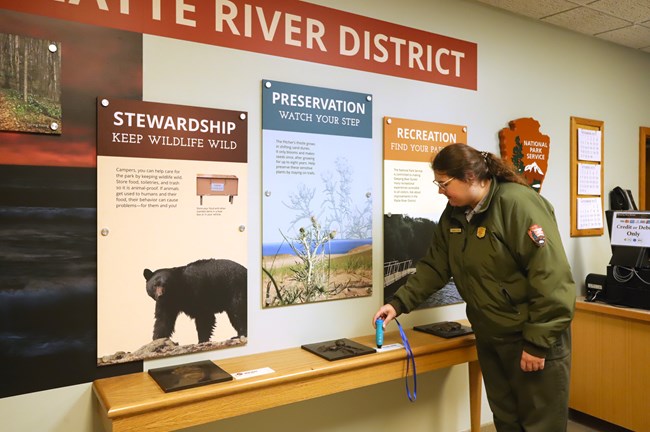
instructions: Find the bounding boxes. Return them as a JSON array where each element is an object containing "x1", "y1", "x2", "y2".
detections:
[{"x1": 499, "y1": 118, "x2": 549, "y2": 193}]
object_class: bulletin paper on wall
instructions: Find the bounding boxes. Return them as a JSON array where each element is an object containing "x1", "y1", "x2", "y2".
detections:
[
  {"x1": 576, "y1": 127, "x2": 603, "y2": 230},
  {"x1": 261, "y1": 80, "x2": 372, "y2": 308},
  {"x1": 577, "y1": 163, "x2": 601, "y2": 196},
  {"x1": 576, "y1": 197, "x2": 603, "y2": 230},
  {"x1": 96, "y1": 98, "x2": 248, "y2": 365},
  {"x1": 577, "y1": 128, "x2": 602, "y2": 162},
  {"x1": 383, "y1": 117, "x2": 465, "y2": 307}
]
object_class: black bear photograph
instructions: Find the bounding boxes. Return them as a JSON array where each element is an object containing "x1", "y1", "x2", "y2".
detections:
[{"x1": 143, "y1": 258, "x2": 247, "y2": 344}]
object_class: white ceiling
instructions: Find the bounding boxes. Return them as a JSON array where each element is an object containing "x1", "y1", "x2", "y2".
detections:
[{"x1": 471, "y1": 0, "x2": 650, "y2": 53}]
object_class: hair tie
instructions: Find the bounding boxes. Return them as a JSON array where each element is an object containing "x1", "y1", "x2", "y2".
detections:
[{"x1": 480, "y1": 151, "x2": 488, "y2": 161}]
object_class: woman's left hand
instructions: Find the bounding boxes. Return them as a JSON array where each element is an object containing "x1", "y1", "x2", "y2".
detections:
[{"x1": 520, "y1": 350, "x2": 545, "y2": 372}]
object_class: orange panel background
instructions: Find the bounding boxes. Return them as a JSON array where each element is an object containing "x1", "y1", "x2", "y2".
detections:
[{"x1": 383, "y1": 117, "x2": 467, "y2": 163}]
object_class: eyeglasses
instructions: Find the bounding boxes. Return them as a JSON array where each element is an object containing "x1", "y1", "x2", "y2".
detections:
[{"x1": 432, "y1": 177, "x2": 455, "y2": 191}]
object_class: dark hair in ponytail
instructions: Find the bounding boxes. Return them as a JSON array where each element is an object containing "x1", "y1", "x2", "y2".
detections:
[{"x1": 431, "y1": 143, "x2": 528, "y2": 186}]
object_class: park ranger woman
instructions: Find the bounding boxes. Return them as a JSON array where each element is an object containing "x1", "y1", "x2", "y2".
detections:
[{"x1": 373, "y1": 143, "x2": 576, "y2": 432}]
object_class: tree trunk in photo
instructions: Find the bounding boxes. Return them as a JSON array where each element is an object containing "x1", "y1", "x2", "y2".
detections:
[
  {"x1": 23, "y1": 41, "x2": 28, "y2": 102},
  {"x1": 49, "y1": 43, "x2": 60, "y2": 101},
  {"x1": 1, "y1": 34, "x2": 11, "y2": 89}
]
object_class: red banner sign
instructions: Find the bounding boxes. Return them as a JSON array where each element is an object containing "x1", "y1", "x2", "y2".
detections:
[{"x1": 0, "y1": 0, "x2": 477, "y2": 90}]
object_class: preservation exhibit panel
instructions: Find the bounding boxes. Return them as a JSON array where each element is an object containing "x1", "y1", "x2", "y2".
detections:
[{"x1": 261, "y1": 80, "x2": 373, "y2": 307}]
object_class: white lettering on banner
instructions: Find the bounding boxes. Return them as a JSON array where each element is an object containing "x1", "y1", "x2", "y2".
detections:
[
  {"x1": 340, "y1": 27, "x2": 466, "y2": 77},
  {"x1": 69, "y1": 0, "x2": 134, "y2": 13},
  {"x1": 47, "y1": 0, "x2": 476, "y2": 89},
  {"x1": 436, "y1": 48, "x2": 464, "y2": 76},
  {"x1": 53, "y1": 0, "x2": 109, "y2": 10},
  {"x1": 55, "y1": 0, "x2": 193, "y2": 23},
  {"x1": 216, "y1": 0, "x2": 327, "y2": 51},
  {"x1": 176, "y1": 0, "x2": 195, "y2": 27}
]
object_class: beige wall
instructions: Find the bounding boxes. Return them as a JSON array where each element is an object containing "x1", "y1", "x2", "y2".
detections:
[{"x1": 4, "y1": 0, "x2": 650, "y2": 430}]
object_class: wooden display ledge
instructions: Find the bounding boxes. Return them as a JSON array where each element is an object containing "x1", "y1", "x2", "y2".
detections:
[{"x1": 93, "y1": 326, "x2": 481, "y2": 432}]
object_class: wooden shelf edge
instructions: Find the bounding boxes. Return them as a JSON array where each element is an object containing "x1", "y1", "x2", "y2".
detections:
[{"x1": 576, "y1": 297, "x2": 650, "y2": 323}]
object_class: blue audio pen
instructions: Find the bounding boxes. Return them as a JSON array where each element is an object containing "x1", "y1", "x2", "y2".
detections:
[{"x1": 375, "y1": 318, "x2": 384, "y2": 348}]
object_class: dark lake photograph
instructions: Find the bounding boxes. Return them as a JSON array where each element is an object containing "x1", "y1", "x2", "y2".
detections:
[{"x1": 0, "y1": 164, "x2": 139, "y2": 397}]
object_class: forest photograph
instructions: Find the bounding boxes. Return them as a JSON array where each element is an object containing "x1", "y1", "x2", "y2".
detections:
[{"x1": 0, "y1": 33, "x2": 61, "y2": 135}]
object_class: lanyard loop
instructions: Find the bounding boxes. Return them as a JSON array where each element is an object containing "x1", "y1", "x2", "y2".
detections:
[{"x1": 395, "y1": 319, "x2": 417, "y2": 402}]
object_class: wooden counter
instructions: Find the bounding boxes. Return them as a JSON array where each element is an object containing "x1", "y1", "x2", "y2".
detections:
[
  {"x1": 93, "y1": 327, "x2": 481, "y2": 432},
  {"x1": 569, "y1": 298, "x2": 650, "y2": 431}
]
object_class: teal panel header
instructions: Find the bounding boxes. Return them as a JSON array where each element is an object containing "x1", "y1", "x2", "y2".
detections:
[{"x1": 262, "y1": 80, "x2": 372, "y2": 138}]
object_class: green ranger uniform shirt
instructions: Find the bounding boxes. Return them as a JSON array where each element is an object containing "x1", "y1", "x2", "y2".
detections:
[{"x1": 390, "y1": 179, "x2": 576, "y2": 357}]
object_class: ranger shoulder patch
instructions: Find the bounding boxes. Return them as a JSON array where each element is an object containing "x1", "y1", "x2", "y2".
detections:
[{"x1": 527, "y1": 224, "x2": 546, "y2": 247}]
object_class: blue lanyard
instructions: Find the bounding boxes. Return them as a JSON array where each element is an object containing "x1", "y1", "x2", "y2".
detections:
[{"x1": 395, "y1": 319, "x2": 417, "y2": 402}]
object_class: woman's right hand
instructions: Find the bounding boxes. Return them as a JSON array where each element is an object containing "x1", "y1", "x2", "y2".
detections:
[{"x1": 372, "y1": 304, "x2": 397, "y2": 329}]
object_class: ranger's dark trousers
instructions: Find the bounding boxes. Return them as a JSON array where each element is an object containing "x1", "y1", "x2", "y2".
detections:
[{"x1": 475, "y1": 329, "x2": 571, "y2": 432}]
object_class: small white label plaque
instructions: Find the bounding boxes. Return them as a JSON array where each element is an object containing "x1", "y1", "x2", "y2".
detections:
[{"x1": 232, "y1": 367, "x2": 275, "y2": 380}]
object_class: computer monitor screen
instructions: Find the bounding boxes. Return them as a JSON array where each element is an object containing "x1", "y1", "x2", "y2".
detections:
[{"x1": 607, "y1": 211, "x2": 650, "y2": 268}]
